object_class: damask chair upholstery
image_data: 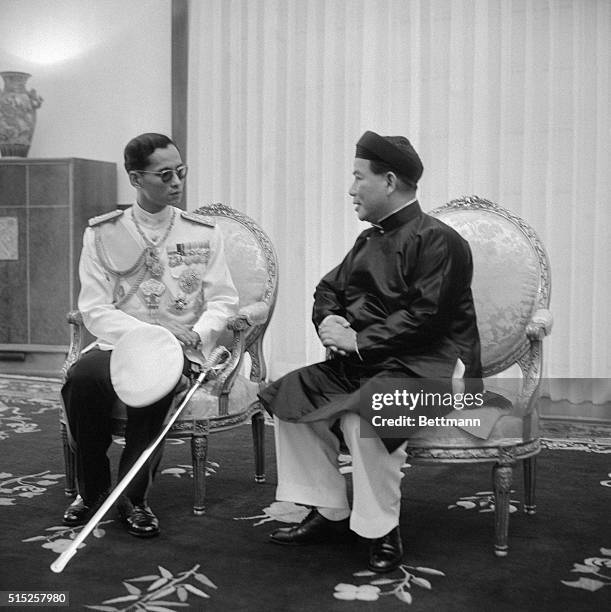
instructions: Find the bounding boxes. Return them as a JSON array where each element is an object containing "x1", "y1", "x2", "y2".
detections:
[
  {"x1": 404, "y1": 195, "x2": 552, "y2": 556},
  {"x1": 60, "y1": 203, "x2": 278, "y2": 515}
]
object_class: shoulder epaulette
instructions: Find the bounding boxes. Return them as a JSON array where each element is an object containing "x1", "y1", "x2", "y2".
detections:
[
  {"x1": 180, "y1": 210, "x2": 215, "y2": 227},
  {"x1": 88, "y1": 209, "x2": 124, "y2": 227}
]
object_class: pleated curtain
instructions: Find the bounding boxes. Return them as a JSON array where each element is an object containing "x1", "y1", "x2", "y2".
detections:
[{"x1": 187, "y1": 0, "x2": 610, "y2": 405}]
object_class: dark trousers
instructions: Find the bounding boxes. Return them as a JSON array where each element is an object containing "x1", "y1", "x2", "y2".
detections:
[{"x1": 61, "y1": 349, "x2": 174, "y2": 505}]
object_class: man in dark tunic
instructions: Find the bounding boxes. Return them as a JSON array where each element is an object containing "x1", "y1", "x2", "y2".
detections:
[{"x1": 259, "y1": 131, "x2": 481, "y2": 572}]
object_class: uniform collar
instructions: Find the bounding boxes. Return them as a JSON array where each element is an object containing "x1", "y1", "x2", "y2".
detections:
[
  {"x1": 132, "y1": 203, "x2": 174, "y2": 229},
  {"x1": 372, "y1": 199, "x2": 421, "y2": 231}
]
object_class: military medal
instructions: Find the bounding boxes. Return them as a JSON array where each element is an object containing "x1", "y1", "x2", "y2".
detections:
[
  {"x1": 167, "y1": 250, "x2": 183, "y2": 267},
  {"x1": 140, "y1": 278, "x2": 166, "y2": 321},
  {"x1": 173, "y1": 296, "x2": 188, "y2": 311},
  {"x1": 178, "y1": 268, "x2": 201, "y2": 293},
  {"x1": 169, "y1": 269, "x2": 202, "y2": 313},
  {"x1": 144, "y1": 247, "x2": 164, "y2": 278}
]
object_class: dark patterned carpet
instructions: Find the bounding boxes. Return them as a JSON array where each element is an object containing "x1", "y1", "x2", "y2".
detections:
[{"x1": 0, "y1": 375, "x2": 609, "y2": 611}]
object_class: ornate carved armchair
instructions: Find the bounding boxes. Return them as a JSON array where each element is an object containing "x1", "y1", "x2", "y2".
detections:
[
  {"x1": 405, "y1": 195, "x2": 552, "y2": 556},
  {"x1": 60, "y1": 203, "x2": 278, "y2": 514}
]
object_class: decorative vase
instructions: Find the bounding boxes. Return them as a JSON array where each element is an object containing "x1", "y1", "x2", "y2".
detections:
[{"x1": 0, "y1": 71, "x2": 43, "y2": 157}]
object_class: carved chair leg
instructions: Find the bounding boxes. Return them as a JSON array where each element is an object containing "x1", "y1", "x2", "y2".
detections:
[
  {"x1": 523, "y1": 456, "x2": 537, "y2": 515},
  {"x1": 492, "y1": 462, "x2": 514, "y2": 557},
  {"x1": 191, "y1": 432, "x2": 209, "y2": 516},
  {"x1": 252, "y1": 410, "x2": 266, "y2": 483},
  {"x1": 60, "y1": 422, "x2": 77, "y2": 498},
  {"x1": 218, "y1": 392, "x2": 229, "y2": 417}
]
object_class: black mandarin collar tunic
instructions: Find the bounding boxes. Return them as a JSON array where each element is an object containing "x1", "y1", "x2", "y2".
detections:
[{"x1": 312, "y1": 201, "x2": 482, "y2": 379}]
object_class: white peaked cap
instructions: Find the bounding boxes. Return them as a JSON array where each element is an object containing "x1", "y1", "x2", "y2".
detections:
[{"x1": 110, "y1": 325, "x2": 184, "y2": 408}]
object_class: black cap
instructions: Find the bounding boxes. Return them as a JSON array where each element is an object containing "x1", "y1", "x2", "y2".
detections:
[{"x1": 355, "y1": 131, "x2": 423, "y2": 188}]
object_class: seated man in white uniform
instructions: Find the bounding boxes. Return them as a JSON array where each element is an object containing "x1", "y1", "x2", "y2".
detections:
[
  {"x1": 62, "y1": 133, "x2": 238, "y2": 537},
  {"x1": 259, "y1": 131, "x2": 482, "y2": 572}
]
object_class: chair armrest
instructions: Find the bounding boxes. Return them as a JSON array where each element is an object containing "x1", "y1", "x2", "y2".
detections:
[
  {"x1": 61, "y1": 310, "x2": 86, "y2": 381},
  {"x1": 227, "y1": 301, "x2": 270, "y2": 330},
  {"x1": 526, "y1": 308, "x2": 553, "y2": 341},
  {"x1": 67, "y1": 310, "x2": 84, "y2": 327},
  {"x1": 208, "y1": 329, "x2": 247, "y2": 393},
  {"x1": 515, "y1": 308, "x2": 552, "y2": 414}
]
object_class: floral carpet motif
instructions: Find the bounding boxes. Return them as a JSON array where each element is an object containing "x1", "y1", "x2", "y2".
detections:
[
  {"x1": 234, "y1": 500, "x2": 310, "y2": 526},
  {"x1": 23, "y1": 521, "x2": 113, "y2": 553},
  {"x1": 85, "y1": 564, "x2": 217, "y2": 611},
  {"x1": 448, "y1": 489, "x2": 521, "y2": 513},
  {"x1": 0, "y1": 375, "x2": 60, "y2": 440},
  {"x1": 0, "y1": 373, "x2": 609, "y2": 611},
  {"x1": 0, "y1": 470, "x2": 63, "y2": 506},
  {"x1": 562, "y1": 548, "x2": 611, "y2": 593},
  {"x1": 161, "y1": 460, "x2": 220, "y2": 479},
  {"x1": 334, "y1": 565, "x2": 445, "y2": 604}
]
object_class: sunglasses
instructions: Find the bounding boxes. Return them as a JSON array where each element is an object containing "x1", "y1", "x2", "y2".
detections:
[{"x1": 138, "y1": 164, "x2": 188, "y2": 183}]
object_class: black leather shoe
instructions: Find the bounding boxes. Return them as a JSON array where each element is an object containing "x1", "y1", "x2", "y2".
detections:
[
  {"x1": 63, "y1": 495, "x2": 92, "y2": 526},
  {"x1": 368, "y1": 526, "x2": 403, "y2": 573},
  {"x1": 270, "y1": 508, "x2": 351, "y2": 545},
  {"x1": 118, "y1": 498, "x2": 160, "y2": 538},
  {"x1": 63, "y1": 494, "x2": 106, "y2": 527}
]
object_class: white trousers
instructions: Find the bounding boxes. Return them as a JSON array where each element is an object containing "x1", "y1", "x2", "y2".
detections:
[{"x1": 274, "y1": 413, "x2": 407, "y2": 539}]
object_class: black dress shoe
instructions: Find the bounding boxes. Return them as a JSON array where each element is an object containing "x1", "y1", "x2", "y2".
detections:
[
  {"x1": 118, "y1": 498, "x2": 160, "y2": 538},
  {"x1": 63, "y1": 494, "x2": 106, "y2": 527},
  {"x1": 63, "y1": 495, "x2": 91, "y2": 526},
  {"x1": 270, "y1": 508, "x2": 351, "y2": 545},
  {"x1": 368, "y1": 526, "x2": 403, "y2": 573}
]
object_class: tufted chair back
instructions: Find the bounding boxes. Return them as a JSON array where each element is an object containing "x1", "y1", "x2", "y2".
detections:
[
  {"x1": 430, "y1": 196, "x2": 550, "y2": 377},
  {"x1": 194, "y1": 204, "x2": 278, "y2": 360}
]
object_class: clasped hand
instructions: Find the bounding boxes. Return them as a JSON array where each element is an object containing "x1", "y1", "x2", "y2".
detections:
[
  {"x1": 318, "y1": 315, "x2": 357, "y2": 356},
  {"x1": 162, "y1": 321, "x2": 201, "y2": 348}
]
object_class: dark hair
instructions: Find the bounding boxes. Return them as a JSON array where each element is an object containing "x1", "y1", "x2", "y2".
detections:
[
  {"x1": 368, "y1": 135, "x2": 418, "y2": 190},
  {"x1": 123, "y1": 133, "x2": 177, "y2": 172},
  {"x1": 368, "y1": 159, "x2": 415, "y2": 191}
]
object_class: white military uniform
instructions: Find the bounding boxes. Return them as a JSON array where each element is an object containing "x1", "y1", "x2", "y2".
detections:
[{"x1": 79, "y1": 204, "x2": 238, "y2": 357}]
